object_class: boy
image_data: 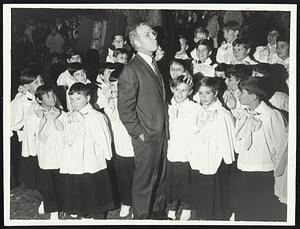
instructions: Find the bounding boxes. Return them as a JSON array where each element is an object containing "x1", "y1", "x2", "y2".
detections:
[
  {"x1": 222, "y1": 64, "x2": 252, "y2": 111},
  {"x1": 106, "y1": 34, "x2": 125, "y2": 63},
  {"x1": 192, "y1": 39, "x2": 217, "y2": 77},
  {"x1": 271, "y1": 34, "x2": 290, "y2": 73},
  {"x1": 216, "y1": 21, "x2": 240, "y2": 64},
  {"x1": 231, "y1": 37, "x2": 257, "y2": 65},
  {"x1": 56, "y1": 49, "x2": 82, "y2": 87},
  {"x1": 253, "y1": 27, "x2": 280, "y2": 63},
  {"x1": 113, "y1": 48, "x2": 128, "y2": 64},
  {"x1": 233, "y1": 77, "x2": 287, "y2": 221},
  {"x1": 175, "y1": 35, "x2": 190, "y2": 60},
  {"x1": 167, "y1": 75, "x2": 199, "y2": 220}
]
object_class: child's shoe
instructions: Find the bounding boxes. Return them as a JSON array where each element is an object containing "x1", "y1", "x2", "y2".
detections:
[
  {"x1": 167, "y1": 210, "x2": 176, "y2": 220},
  {"x1": 179, "y1": 209, "x2": 191, "y2": 220},
  {"x1": 38, "y1": 201, "x2": 45, "y2": 214},
  {"x1": 119, "y1": 204, "x2": 131, "y2": 217},
  {"x1": 50, "y1": 212, "x2": 59, "y2": 220}
]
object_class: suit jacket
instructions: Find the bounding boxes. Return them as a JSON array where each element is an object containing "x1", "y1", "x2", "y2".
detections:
[{"x1": 117, "y1": 53, "x2": 169, "y2": 143}]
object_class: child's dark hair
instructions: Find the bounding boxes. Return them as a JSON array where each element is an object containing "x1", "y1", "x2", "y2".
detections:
[
  {"x1": 195, "y1": 77, "x2": 220, "y2": 94},
  {"x1": 238, "y1": 77, "x2": 268, "y2": 101},
  {"x1": 67, "y1": 62, "x2": 84, "y2": 76},
  {"x1": 98, "y1": 62, "x2": 117, "y2": 75},
  {"x1": 194, "y1": 26, "x2": 209, "y2": 37},
  {"x1": 196, "y1": 39, "x2": 213, "y2": 52},
  {"x1": 252, "y1": 63, "x2": 274, "y2": 78},
  {"x1": 223, "y1": 20, "x2": 240, "y2": 31},
  {"x1": 113, "y1": 34, "x2": 124, "y2": 40},
  {"x1": 35, "y1": 84, "x2": 57, "y2": 103},
  {"x1": 113, "y1": 48, "x2": 128, "y2": 58},
  {"x1": 169, "y1": 58, "x2": 186, "y2": 69},
  {"x1": 215, "y1": 63, "x2": 230, "y2": 72},
  {"x1": 109, "y1": 63, "x2": 124, "y2": 82},
  {"x1": 233, "y1": 37, "x2": 252, "y2": 50},
  {"x1": 68, "y1": 82, "x2": 90, "y2": 96},
  {"x1": 20, "y1": 67, "x2": 42, "y2": 85},
  {"x1": 276, "y1": 34, "x2": 290, "y2": 44},
  {"x1": 170, "y1": 75, "x2": 193, "y2": 89},
  {"x1": 225, "y1": 64, "x2": 252, "y2": 81},
  {"x1": 66, "y1": 49, "x2": 81, "y2": 60}
]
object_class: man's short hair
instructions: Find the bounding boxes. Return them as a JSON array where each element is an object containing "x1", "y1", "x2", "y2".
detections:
[{"x1": 128, "y1": 22, "x2": 149, "y2": 51}]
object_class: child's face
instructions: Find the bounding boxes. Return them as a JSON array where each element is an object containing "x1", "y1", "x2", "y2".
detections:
[
  {"x1": 170, "y1": 63, "x2": 185, "y2": 79},
  {"x1": 194, "y1": 32, "x2": 207, "y2": 43},
  {"x1": 27, "y1": 75, "x2": 44, "y2": 94},
  {"x1": 115, "y1": 53, "x2": 128, "y2": 64},
  {"x1": 223, "y1": 29, "x2": 238, "y2": 43},
  {"x1": 112, "y1": 35, "x2": 124, "y2": 49},
  {"x1": 39, "y1": 91, "x2": 57, "y2": 110},
  {"x1": 73, "y1": 69, "x2": 87, "y2": 83},
  {"x1": 198, "y1": 85, "x2": 217, "y2": 106},
  {"x1": 103, "y1": 68, "x2": 115, "y2": 83},
  {"x1": 171, "y1": 83, "x2": 191, "y2": 104},
  {"x1": 225, "y1": 75, "x2": 238, "y2": 90},
  {"x1": 238, "y1": 89, "x2": 253, "y2": 106},
  {"x1": 267, "y1": 30, "x2": 280, "y2": 46},
  {"x1": 276, "y1": 41, "x2": 289, "y2": 60},
  {"x1": 110, "y1": 83, "x2": 118, "y2": 98},
  {"x1": 69, "y1": 92, "x2": 90, "y2": 111},
  {"x1": 233, "y1": 44, "x2": 250, "y2": 61},
  {"x1": 196, "y1": 44, "x2": 211, "y2": 62},
  {"x1": 67, "y1": 54, "x2": 81, "y2": 63},
  {"x1": 179, "y1": 38, "x2": 188, "y2": 51}
]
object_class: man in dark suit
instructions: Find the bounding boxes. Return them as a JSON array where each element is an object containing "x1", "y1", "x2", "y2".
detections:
[{"x1": 117, "y1": 23, "x2": 169, "y2": 219}]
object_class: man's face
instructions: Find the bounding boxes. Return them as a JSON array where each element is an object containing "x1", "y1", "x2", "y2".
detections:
[
  {"x1": 135, "y1": 24, "x2": 158, "y2": 55},
  {"x1": 233, "y1": 44, "x2": 250, "y2": 61}
]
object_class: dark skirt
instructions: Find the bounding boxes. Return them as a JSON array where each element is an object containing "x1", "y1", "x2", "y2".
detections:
[
  {"x1": 38, "y1": 168, "x2": 64, "y2": 213},
  {"x1": 19, "y1": 155, "x2": 40, "y2": 190},
  {"x1": 232, "y1": 169, "x2": 287, "y2": 221},
  {"x1": 189, "y1": 160, "x2": 232, "y2": 220},
  {"x1": 166, "y1": 161, "x2": 190, "y2": 209},
  {"x1": 60, "y1": 169, "x2": 115, "y2": 217},
  {"x1": 114, "y1": 154, "x2": 134, "y2": 206}
]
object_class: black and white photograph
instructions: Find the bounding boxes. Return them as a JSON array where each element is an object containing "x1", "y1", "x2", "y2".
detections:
[{"x1": 3, "y1": 3, "x2": 297, "y2": 226}]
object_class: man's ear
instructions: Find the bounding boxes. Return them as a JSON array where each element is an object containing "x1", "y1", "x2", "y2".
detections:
[{"x1": 134, "y1": 39, "x2": 141, "y2": 49}]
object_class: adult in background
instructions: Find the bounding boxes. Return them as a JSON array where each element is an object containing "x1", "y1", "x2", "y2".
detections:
[
  {"x1": 45, "y1": 25, "x2": 65, "y2": 55},
  {"x1": 117, "y1": 23, "x2": 169, "y2": 219}
]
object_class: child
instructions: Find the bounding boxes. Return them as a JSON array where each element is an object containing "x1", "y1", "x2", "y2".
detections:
[
  {"x1": 56, "y1": 49, "x2": 82, "y2": 87},
  {"x1": 11, "y1": 68, "x2": 44, "y2": 190},
  {"x1": 189, "y1": 77, "x2": 235, "y2": 220},
  {"x1": 33, "y1": 84, "x2": 65, "y2": 219},
  {"x1": 231, "y1": 37, "x2": 257, "y2": 65},
  {"x1": 233, "y1": 77, "x2": 288, "y2": 221},
  {"x1": 192, "y1": 39, "x2": 217, "y2": 77},
  {"x1": 113, "y1": 48, "x2": 128, "y2": 64},
  {"x1": 95, "y1": 62, "x2": 118, "y2": 109},
  {"x1": 106, "y1": 34, "x2": 125, "y2": 63},
  {"x1": 60, "y1": 82, "x2": 115, "y2": 218},
  {"x1": 166, "y1": 75, "x2": 199, "y2": 220},
  {"x1": 174, "y1": 35, "x2": 190, "y2": 60},
  {"x1": 104, "y1": 68, "x2": 134, "y2": 218},
  {"x1": 222, "y1": 64, "x2": 252, "y2": 111},
  {"x1": 271, "y1": 34, "x2": 290, "y2": 74},
  {"x1": 65, "y1": 62, "x2": 91, "y2": 111},
  {"x1": 216, "y1": 21, "x2": 240, "y2": 64},
  {"x1": 253, "y1": 27, "x2": 280, "y2": 63}
]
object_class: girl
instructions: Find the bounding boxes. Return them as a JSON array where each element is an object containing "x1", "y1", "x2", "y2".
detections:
[
  {"x1": 34, "y1": 85, "x2": 65, "y2": 219},
  {"x1": 11, "y1": 67, "x2": 44, "y2": 190},
  {"x1": 233, "y1": 77, "x2": 288, "y2": 221},
  {"x1": 60, "y1": 82, "x2": 115, "y2": 219},
  {"x1": 189, "y1": 77, "x2": 235, "y2": 220},
  {"x1": 167, "y1": 75, "x2": 199, "y2": 220}
]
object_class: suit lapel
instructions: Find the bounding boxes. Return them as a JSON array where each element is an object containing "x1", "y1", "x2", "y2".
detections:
[{"x1": 135, "y1": 54, "x2": 165, "y2": 101}]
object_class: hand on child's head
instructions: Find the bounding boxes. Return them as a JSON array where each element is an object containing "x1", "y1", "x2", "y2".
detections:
[{"x1": 182, "y1": 72, "x2": 193, "y2": 86}]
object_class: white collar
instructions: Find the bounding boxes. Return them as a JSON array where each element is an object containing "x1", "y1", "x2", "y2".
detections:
[
  {"x1": 137, "y1": 52, "x2": 153, "y2": 67},
  {"x1": 201, "y1": 98, "x2": 222, "y2": 111},
  {"x1": 79, "y1": 103, "x2": 93, "y2": 115}
]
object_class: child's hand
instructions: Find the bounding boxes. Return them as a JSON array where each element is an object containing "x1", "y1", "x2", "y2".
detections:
[
  {"x1": 18, "y1": 85, "x2": 28, "y2": 95},
  {"x1": 183, "y1": 72, "x2": 193, "y2": 86}
]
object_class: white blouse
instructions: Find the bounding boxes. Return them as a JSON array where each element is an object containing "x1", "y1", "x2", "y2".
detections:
[
  {"x1": 60, "y1": 103, "x2": 112, "y2": 174},
  {"x1": 269, "y1": 91, "x2": 289, "y2": 112},
  {"x1": 192, "y1": 57, "x2": 216, "y2": 77},
  {"x1": 253, "y1": 44, "x2": 277, "y2": 63},
  {"x1": 56, "y1": 69, "x2": 74, "y2": 87},
  {"x1": 104, "y1": 98, "x2": 134, "y2": 157},
  {"x1": 216, "y1": 41, "x2": 235, "y2": 64},
  {"x1": 234, "y1": 101, "x2": 288, "y2": 172},
  {"x1": 168, "y1": 98, "x2": 200, "y2": 162},
  {"x1": 188, "y1": 99, "x2": 235, "y2": 174},
  {"x1": 230, "y1": 56, "x2": 257, "y2": 65}
]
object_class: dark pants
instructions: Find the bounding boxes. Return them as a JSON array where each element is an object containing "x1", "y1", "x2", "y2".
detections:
[
  {"x1": 131, "y1": 135, "x2": 167, "y2": 219},
  {"x1": 10, "y1": 131, "x2": 22, "y2": 189}
]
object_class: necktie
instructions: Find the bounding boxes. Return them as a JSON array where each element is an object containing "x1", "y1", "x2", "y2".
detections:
[{"x1": 151, "y1": 58, "x2": 165, "y2": 99}]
